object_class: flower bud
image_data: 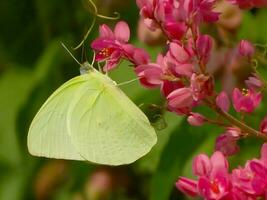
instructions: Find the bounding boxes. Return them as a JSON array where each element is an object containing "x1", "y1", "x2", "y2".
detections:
[
  {"x1": 238, "y1": 40, "x2": 255, "y2": 57},
  {"x1": 187, "y1": 113, "x2": 206, "y2": 126},
  {"x1": 167, "y1": 87, "x2": 193, "y2": 109},
  {"x1": 216, "y1": 91, "x2": 230, "y2": 112},
  {"x1": 191, "y1": 74, "x2": 214, "y2": 101},
  {"x1": 245, "y1": 76, "x2": 263, "y2": 91},
  {"x1": 226, "y1": 127, "x2": 241, "y2": 137},
  {"x1": 192, "y1": 154, "x2": 211, "y2": 176},
  {"x1": 175, "y1": 177, "x2": 198, "y2": 197},
  {"x1": 196, "y1": 35, "x2": 213, "y2": 64},
  {"x1": 215, "y1": 134, "x2": 240, "y2": 156},
  {"x1": 260, "y1": 117, "x2": 267, "y2": 134},
  {"x1": 165, "y1": 22, "x2": 187, "y2": 41},
  {"x1": 260, "y1": 143, "x2": 267, "y2": 164},
  {"x1": 169, "y1": 42, "x2": 191, "y2": 63}
]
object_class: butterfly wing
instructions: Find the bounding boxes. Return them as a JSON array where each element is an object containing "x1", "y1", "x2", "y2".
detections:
[
  {"x1": 28, "y1": 75, "x2": 100, "y2": 161},
  {"x1": 68, "y1": 71, "x2": 157, "y2": 165}
]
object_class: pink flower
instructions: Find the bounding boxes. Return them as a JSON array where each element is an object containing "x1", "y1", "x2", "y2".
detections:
[
  {"x1": 177, "y1": 151, "x2": 231, "y2": 199},
  {"x1": 168, "y1": 42, "x2": 192, "y2": 63},
  {"x1": 136, "y1": 0, "x2": 158, "y2": 30},
  {"x1": 167, "y1": 87, "x2": 194, "y2": 109},
  {"x1": 164, "y1": 21, "x2": 187, "y2": 40},
  {"x1": 196, "y1": 34, "x2": 213, "y2": 64},
  {"x1": 238, "y1": 40, "x2": 255, "y2": 57},
  {"x1": 231, "y1": 163, "x2": 257, "y2": 195},
  {"x1": 216, "y1": 91, "x2": 230, "y2": 112},
  {"x1": 154, "y1": 0, "x2": 188, "y2": 40},
  {"x1": 226, "y1": 187, "x2": 257, "y2": 200},
  {"x1": 135, "y1": 64, "x2": 164, "y2": 88},
  {"x1": 123, "y1": 44, "x2": 150, "y2": 65},
  {"x1": 198, "y1": 152, "x2": 230, "y2": 200},
  {"x1": 176, "y1": 177, "x2": 198, "y2": 197},
  {"x1": 91, "y1": 21, "x2": 130, "y2": 71},
  {"x1": 245, "y1": 75, "x2": 263, "y2": 91},
  {"x1": 260, "y1": 143, "x2": 267, "y2": 165},
  {"x1": 161, "y1": 80, "x2": 184, "y2": 97},
  {"x1": 137, "y1": 0, "x2": 189, "y2": 40},
  {"x1": 249, "y1": 160, "x2": 267, "y2": 195},
  {"x1": 229, "y1": 143, "x2": 267, "y2": 198},
  {"x1": 191, "y1": 73, "x2": 214, "y2": 101},
  {"x1": 187, "y1": 112, "x2": 206, "y2": 126},
  {"x1": 193, "y1": 154, "x2": 211, "y2": 176},
  {"x1": 178, "y1": 143, "x2": 267, "y2": 199},
  {"x1": 215, "y1": 128, "x2": 241, "y2": 157},
  {"x1": 232, "y1": 88, "x2": 262, "y2": 113},
  {"x1": 184, "y1": 0, "x2": 220, "y2": 23}
]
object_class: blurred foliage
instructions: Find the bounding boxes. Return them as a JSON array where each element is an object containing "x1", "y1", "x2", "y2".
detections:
[{"x1": 1, "y1": 0, "x2": 267, "y2": 199}]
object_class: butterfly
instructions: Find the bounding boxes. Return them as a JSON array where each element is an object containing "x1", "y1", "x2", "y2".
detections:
[{"x1": 27, "y1": 59, "x2": 157, "y2": 166}]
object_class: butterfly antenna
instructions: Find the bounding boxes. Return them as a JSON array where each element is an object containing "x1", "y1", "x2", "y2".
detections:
[
  {"x1": 61, "y1": 42, "x2": 82, "y2": 66},
  {"x1": 81, "y1": 43, "x2": 85, "y2": 63},
  {"x1": 117, "y1": 77, "x2": 141, "y2": 86}
]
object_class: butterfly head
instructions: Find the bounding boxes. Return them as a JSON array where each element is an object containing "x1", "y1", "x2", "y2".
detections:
[{"x1": 80, "y1": 62, "x2": 95, "y2": 75}]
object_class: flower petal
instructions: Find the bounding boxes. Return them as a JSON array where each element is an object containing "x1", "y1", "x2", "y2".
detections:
[{"x1": 114, "y1": 21, "x2": 130, "y2": 43}]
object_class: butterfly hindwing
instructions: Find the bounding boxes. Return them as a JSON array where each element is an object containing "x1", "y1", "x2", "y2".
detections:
[{"x1": 28, "y1": 75, "x2": 100, "y2": 160}]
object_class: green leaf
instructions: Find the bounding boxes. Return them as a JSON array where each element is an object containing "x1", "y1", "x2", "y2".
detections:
[{"x1": 0, "y1": 68, "x2": 33, "y2": 166}]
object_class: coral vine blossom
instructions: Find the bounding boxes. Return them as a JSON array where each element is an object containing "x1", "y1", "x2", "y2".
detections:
[
  {"x1": 177, "y1": 144, "x2": 267, "y2": 199},
  {"x1": 232, "y1": 88, "x2": 262, "y2": 113},
  {"x1": 91, "y1": 21, "x2": 150, "y2": 71}
]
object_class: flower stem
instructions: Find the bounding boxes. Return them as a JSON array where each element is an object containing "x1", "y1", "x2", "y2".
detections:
[
  {"x1": 204, "y1": 97, "x2": 267, "y2": 140},
  {"x1": 215, "y1": 108, "x2": 267, "y2": 140}
]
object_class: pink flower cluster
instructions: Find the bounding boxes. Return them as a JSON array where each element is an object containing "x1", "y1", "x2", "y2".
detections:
[
  {"x1": 214, "y1": 85, "x2": 262, "y2": 156},
  {"x1": 91, "y1": 21, "x2": 150, "y2": 71},
  {"x1": 92, "y1": 22, "x2": 217, "y2": 116},
  {"x1": 176, "y1": 144, "x2": 267, "y2": 200},
  {"x1": 90, "y1": 0, "x2": 267, "y2": 199}
]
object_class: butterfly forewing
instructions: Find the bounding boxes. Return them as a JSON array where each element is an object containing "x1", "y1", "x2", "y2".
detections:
[{"x1": 68, "y1": 71, "x2": 157, "y2": 165}]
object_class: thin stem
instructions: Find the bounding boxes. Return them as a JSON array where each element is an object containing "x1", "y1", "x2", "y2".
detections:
[
  {"x1": 205, "y1": 117, "x2": 229, "y2": 127},
  {"x1": 215, "y1": 107, "x2": 267, "y2": 140},
  {"x1": 204, "y1": 94, "x2": 267, "y2": 141},
  {"x1": 73, "y1": 17, "x2": 96, "y2": 50}
]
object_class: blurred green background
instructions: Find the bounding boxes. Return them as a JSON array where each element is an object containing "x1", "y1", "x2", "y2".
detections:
[{"x1": 1, "y1": 0, "x2": 267, "y2": 199}]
